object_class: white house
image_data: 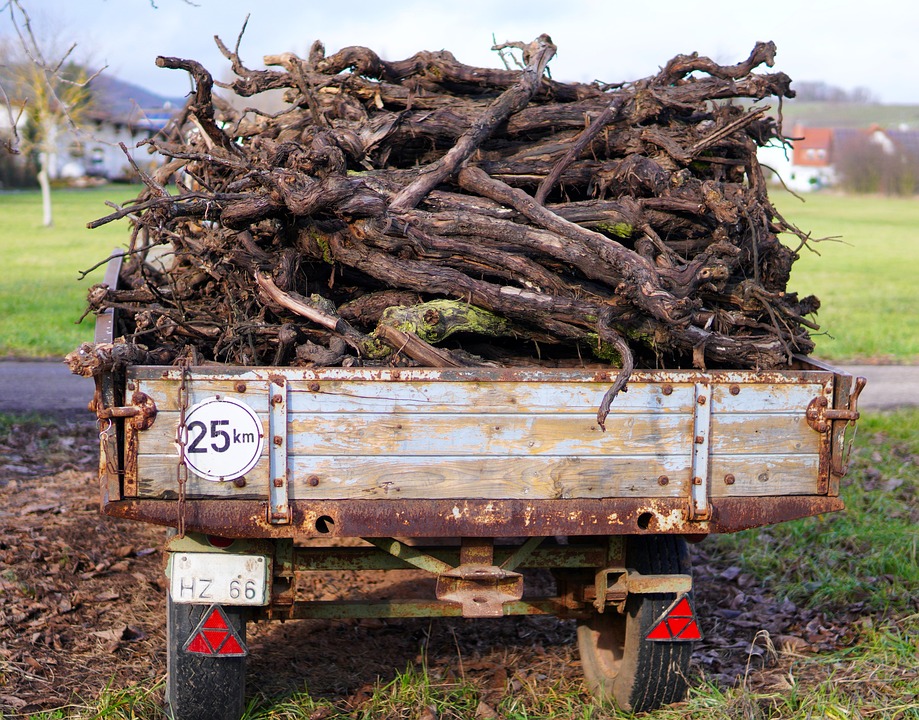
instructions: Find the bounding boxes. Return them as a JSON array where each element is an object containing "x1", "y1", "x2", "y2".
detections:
[{"x1": 58, "y1": 106, "x2": 176, "y2": 181}]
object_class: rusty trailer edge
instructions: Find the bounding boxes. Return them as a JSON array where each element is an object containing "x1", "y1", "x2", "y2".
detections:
[{"x1": 102, "y1": 495, "x2": 845, "y2": 538}]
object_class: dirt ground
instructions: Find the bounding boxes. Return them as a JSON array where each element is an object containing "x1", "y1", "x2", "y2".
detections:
[{"x1": 0, "y1": 413, "x2": 860, "y2": 716}]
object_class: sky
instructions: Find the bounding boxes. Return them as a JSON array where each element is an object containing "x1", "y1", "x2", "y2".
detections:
[{"x1": 6, "y1": 0, "x2": 919, "y2": 105}]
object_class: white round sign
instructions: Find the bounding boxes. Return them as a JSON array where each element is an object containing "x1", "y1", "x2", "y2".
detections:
[{"x1": 178, "y1": 397, "x2": 264, "y2": 482}]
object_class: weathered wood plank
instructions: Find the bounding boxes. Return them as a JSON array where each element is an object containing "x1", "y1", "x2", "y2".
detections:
[
  {"x1": 711, "y1": 382, "x2": 829, "y2": 413},
  {"x1": 138, "y1": 411, "x2": 693, "y2": 457},
  {"x1": 136, "y1": 454, "x2": 692, "y2": 500},
  {"x1": 709, "y1": 455, "x2": 821, "y2": 496},
  {"x1": 139, "y1": 379, "x2": 271, "y2": 413},
  {"x1": 137, "y1": 378, "x2": 694, "y2": 414},
  {"x1": 710, "y1": 414, "x2": 820, "y2": 454},
  {"x1": 137, "y1": 451, "x2": 821, "y2": 499}
]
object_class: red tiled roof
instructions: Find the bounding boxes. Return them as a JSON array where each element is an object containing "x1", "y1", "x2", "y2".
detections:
[{"x1": 792, "y1": 127, "x2": 834, "y2": 167}]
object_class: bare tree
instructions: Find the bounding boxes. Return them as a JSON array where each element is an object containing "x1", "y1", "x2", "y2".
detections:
[
  {"x1": 836, "y1": 133, "x2": 919, "y2": 195},
  {"x1": 1, "y1": 0, "x2": 99, "y2": 225}
]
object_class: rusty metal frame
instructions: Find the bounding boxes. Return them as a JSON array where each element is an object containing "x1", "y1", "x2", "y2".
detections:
[
  {"x1": 103, "y1": 495, "x2": 845, "y2": 537},
  {"x1": 129, "y1": 363, "x2": 842, "y2": 388},
  {"x1": 592, "y1": 569, "x2": 693, "y2": 613},
  {"x1": 93, "y1": 250, "x2": 125, "y2": 503}
]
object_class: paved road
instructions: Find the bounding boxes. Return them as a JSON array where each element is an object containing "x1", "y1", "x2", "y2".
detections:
[{"x1": 1, "y1": 359, "x2": 916, "y2": 415}]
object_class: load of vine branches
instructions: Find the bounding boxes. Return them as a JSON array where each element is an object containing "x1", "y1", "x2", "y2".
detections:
[{"x1": 70, "y1": 34, "x2": 819, "y2": 393}]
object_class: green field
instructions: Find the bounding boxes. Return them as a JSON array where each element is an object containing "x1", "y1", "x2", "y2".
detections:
[
  {"x1": 0, "y1": 188, "x2": 916, "y2": 363},
  {"x1": 775, "y1": 191, "x2": 919, "y2": 362},
  {"x1": 767, "y1": 101, "x2": 919, "y2": 130},
  {"x1": 0, "y1": 187, "x2": 136, "y2": 358}
]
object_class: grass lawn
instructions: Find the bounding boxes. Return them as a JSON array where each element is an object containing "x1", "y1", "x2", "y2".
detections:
[
  {"x1": 775, "y1": 191, "x2": 919, "y2": 363},
  {"x1": 0, "y1": 186, "x2": 136, "y2": 358}
]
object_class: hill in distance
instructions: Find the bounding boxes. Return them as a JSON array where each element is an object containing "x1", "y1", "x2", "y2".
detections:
[
  {"x1": 767, "y1": 100, "x2": 919, "y2": 130},
  {"x1": 88, "y1": 73, "x2": 187, "y2": 115}
]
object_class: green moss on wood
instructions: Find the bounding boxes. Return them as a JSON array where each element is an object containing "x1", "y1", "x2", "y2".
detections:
[
  {"x1": 379, "y1": 299, "x2": 515, "y2": 344},
  {"x1": 594, "y1": 222, "x2": 634, "y2": 238}
]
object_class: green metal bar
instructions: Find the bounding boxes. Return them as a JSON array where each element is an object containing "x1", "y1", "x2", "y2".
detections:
[
  {"x1": 290, "y1": 544, "x2": 609, "y2": 572},
  {"x1": 361, "y1": 537, "x2": 455, "y2": 575},
  {"x1": 499, "y1": 535, "x2": 546, "y2": 572},
  {"x1": 263, "y1": 597, "x2": 583, "y2": 620}
]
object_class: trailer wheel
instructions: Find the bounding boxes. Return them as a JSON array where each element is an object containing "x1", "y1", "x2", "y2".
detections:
[
  {"x1": 166, "y1": 596, "x2": 247, "y2": 720},
  {"x1": 577, "y1": 535, "x2": 693, "y2": 712}
]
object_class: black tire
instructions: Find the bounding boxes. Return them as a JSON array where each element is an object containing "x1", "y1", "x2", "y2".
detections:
[
  {"x1": 577, "y1": 535, "x2": 693, "y2": 712},
  {"x1": 166, "y1": 596, "x2": 247, "y2": 720}
]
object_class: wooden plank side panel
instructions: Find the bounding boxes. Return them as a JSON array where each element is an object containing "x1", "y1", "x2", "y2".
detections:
[
  {"x1": 709, "y1": 455, "x2": 821, "y2": 496},
  {"x1": 712, "y1": 382, "x2": 829, "y2": 413},
  {"x1": 710, "y1": 414, "x2": 820, "y2": 455},
  {"x1": 138, "y1": 377, "x2": 695, "y2": 414},
  {"x1": 138, "y1": 378, "x2": 271, "y2": 413},
  {"x1": 137, "y1": 411, "x2": 694, "y2": 458},
  {"x1": 132, "y1": 372, "x2": 829, "y2": 503},
  {"x1": 136, "y1": 455, "x2": 691, "y2": 500}
]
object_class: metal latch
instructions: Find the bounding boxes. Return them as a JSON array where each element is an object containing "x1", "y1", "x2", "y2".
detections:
[
  {"x1": 806, "y1": 376, "x2": 866, "y2": 433},
  {"x1": 93, "y1": 391, "x2": 158, "y2": 430}
]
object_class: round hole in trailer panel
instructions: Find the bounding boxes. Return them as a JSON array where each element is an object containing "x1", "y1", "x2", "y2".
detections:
[
  {"x1": 636, "y1": 512, "x2": 654, "y2": 530},
  {"x1": 315, "y1": 515, "x2": 335, "y2": 534}
]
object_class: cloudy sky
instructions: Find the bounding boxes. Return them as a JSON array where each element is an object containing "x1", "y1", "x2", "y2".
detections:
[{"x1": 7, "y1": 0, "x2": 919, "y2": 104}]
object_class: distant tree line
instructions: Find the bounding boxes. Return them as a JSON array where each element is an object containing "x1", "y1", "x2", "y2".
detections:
[
  {"x1": 794, "y1": 81, "x2": 877, "y2": 104},
  {"x1": 836, "y1": 135, "x2": 919, "y2": 195}
]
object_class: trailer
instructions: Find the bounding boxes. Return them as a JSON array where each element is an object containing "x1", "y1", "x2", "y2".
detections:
[{"x1": 86, "y1": 262, "x2": 864, "y2": 719}]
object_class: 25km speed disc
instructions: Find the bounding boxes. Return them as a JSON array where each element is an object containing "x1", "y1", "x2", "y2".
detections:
[{"x1": 178, "y1": 397, "x2": 264, "y2": 482}]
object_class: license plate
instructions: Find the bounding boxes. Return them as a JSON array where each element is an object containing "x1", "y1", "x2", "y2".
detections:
[{"x1": 170, "y1": 552, "x2": 269, "y2": 606}]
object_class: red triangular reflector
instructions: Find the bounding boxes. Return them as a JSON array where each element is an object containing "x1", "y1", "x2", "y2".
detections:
[
  {"x1": 218, "y1": 634, "x2": 245, "y2": 656},
  {"x1": 676, "y1": 620, "x2": 702, "y2": 640},
  {"x1": 669, "y1": 597, "x2": 694, "y2": 618},
  {"x1": 667, "y1": 617, "x2": 692, "y2": 637},
  {"x1": 202, "y1": 608, "x2": 229, "y2": 630},
  {"x1": 185, "y1": 632, "x2": 212, "y2": 654},
  {"x1": 183, "y1": 605, "x2": 248, "y2": 657},
  {"x1": 646, "y1": 621, "x2": 673, "y2": 640},
  {"x1": 646, "y1": 595, "x2": 702, "y2": 642},
  {"x1": 203, "y1": 629, "x2": 228, "y2": 650}
]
